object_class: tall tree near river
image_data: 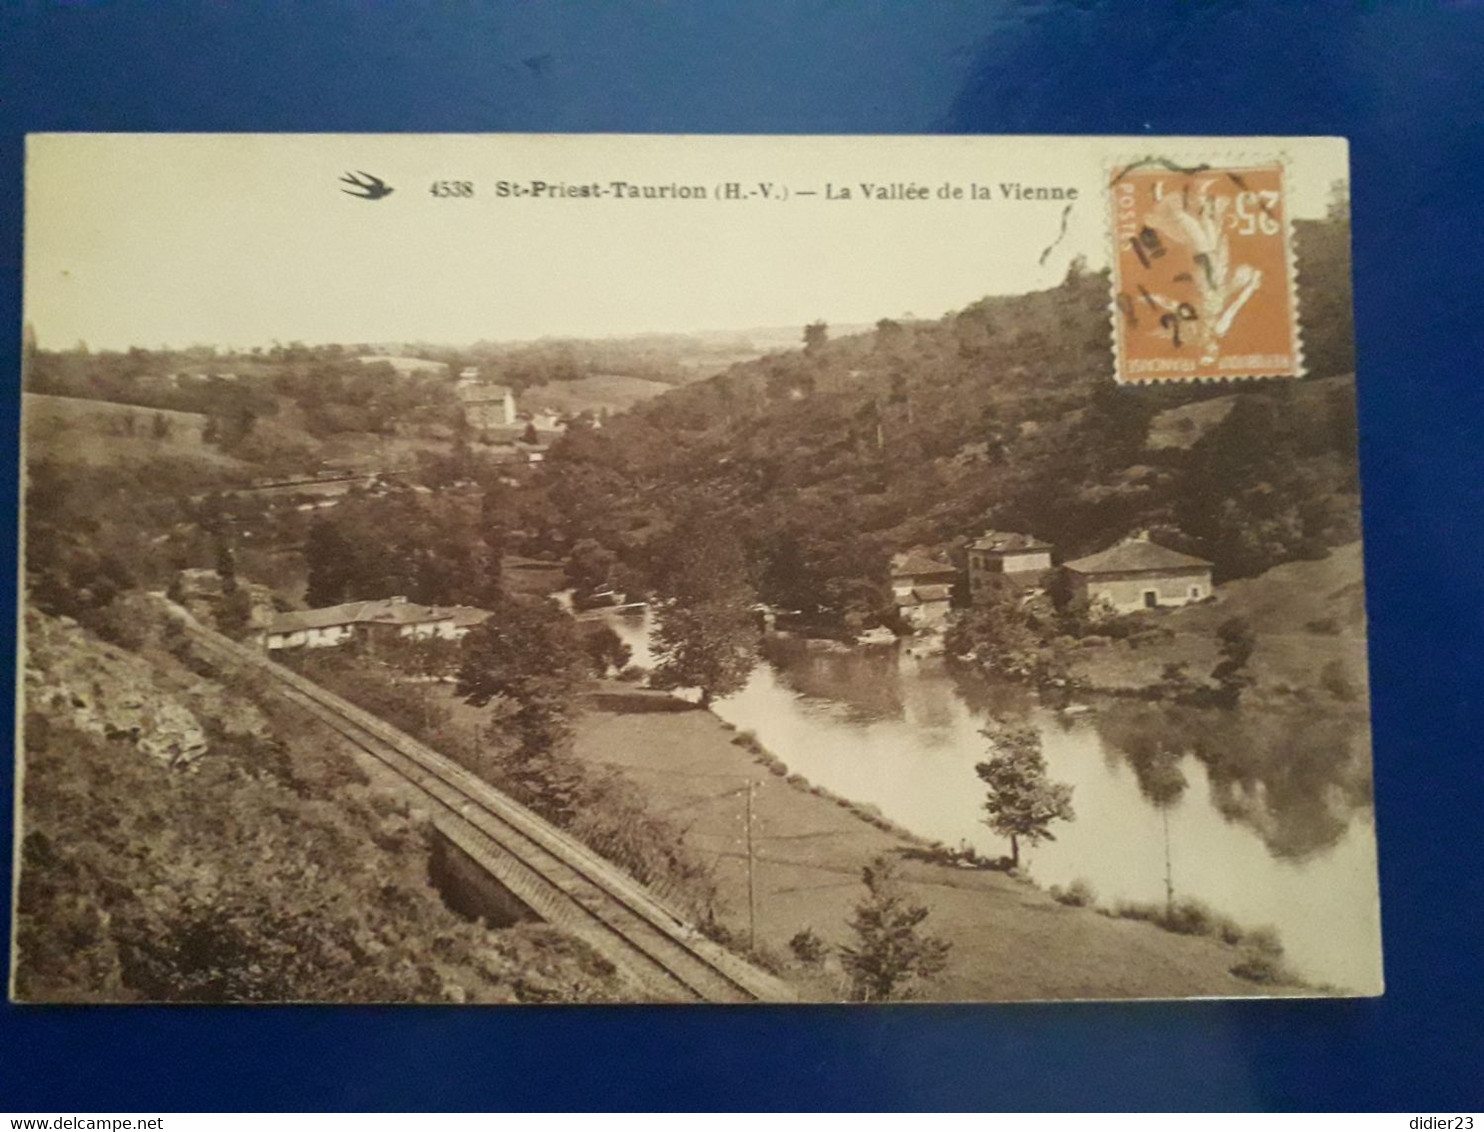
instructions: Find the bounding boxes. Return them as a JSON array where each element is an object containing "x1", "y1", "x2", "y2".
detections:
[{"x1": 648, "y1": 517, "x2": 759, "y2": 707}]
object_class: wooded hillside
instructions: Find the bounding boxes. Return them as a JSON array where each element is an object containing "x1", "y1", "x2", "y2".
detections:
[{"x1": 533, "y1": 212, "x2": 1359, "y2": 629}]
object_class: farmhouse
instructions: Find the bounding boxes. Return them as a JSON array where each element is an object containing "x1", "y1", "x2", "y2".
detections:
[
  {"x1": 966, "y1": 530, "x2": 1053, "y2": 599},
  {"x1": 890, "y1": 552, "x2": 958, "y2": 630},
  {"x1": 1062, "y1": 534, "x2": 1213, "y2": 614},
  {"x1": 255, "y1": 596, "x2": 490, "y2": 651},
  {"x1": 456, "y1": 378, "x2": 517, "y2": 430}
]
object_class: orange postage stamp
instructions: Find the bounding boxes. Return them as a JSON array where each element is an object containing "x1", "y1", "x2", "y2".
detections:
[{"x1": 1109, "y1": 158, "x2": 1301, "y2": 383}]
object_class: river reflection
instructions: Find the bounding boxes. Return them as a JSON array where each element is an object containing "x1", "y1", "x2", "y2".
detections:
[{"x1": 606, "y1": 615, "x2": 1382, "y2": 992}]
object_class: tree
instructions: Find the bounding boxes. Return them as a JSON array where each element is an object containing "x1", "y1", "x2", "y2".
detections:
[
  {"x1": 650, "y1": 604, "x2": 756, "y2": 707},
  {"x1": 216, "y1": 586, "x2": 253, "y2": 637},
  {"x1": 522, "y1": 421, "x2": 540, "y2": 445},
  {"x1": 838, "y1": 855, "x2": 951, "y2": 1001},
  {"x1": 304, "y1": 519, "x2": 357, "y2": 608},
  {"x1": 582, "y1": 623, "x2": 632, "y2": 676},
  {"x1": 974, "y1": 722, "x2": 1075, "y2": 868},
  {"x1": 803, "y1": 320, "x2": 829, "y2": 355},
  {"x1": 874, "y1": 318, "x2": 908, "y2": 357},
  {"x1": 457, "y1": 598, "x2": 588, "y2": 716},
  {"x1": 456, "y1": 597, "x2": 591, "y2": 822},
  {"x1": 1211, "y1": 616, "x2": 1257, "y2": 706},
  {"x1": 215, "y1": 538, "x2": 238, "y2": 595},
  {"x1": 568, "y1": 537, "x2": 617, "y2": 595},
  {"x1": 649, "y1": 518, "x2": 758, "y2": 706},
  {"x1": 151, "y1": 412, "x2": 171, "y2": 440},
  {"x1": 944, "y1": 576, "x2": 1062, "y2": 682}
]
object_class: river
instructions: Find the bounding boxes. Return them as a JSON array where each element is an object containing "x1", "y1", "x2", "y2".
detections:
[{"x1": 603, "y1": 611, "x2": 1383, "y2": 992}]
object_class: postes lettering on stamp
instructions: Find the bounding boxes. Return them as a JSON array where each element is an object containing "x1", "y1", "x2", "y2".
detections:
[{"x1": 1109, "y1": 159, "x2": 1301, "y2": 383}]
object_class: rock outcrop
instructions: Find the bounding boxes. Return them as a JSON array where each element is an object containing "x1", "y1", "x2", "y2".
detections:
[{"x1": 23, "y1": 605, "x2": 267, "y2": 767}]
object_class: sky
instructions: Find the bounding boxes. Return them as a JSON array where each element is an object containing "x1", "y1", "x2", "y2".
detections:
[{"x1": 24, "y1": 134, "x2": 1346, "y2": 351}]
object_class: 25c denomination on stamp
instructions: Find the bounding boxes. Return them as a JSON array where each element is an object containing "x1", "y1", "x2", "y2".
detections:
[{"x1": 1109, "y1": 158, "x2": 1302, "y2": 383}]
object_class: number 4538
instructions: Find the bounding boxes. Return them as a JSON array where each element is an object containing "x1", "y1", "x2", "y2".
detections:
[{"x1": 430, "y1": 181, "x2": 474, "y2": 198}]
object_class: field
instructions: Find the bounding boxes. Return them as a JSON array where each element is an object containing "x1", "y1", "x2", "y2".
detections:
[
  {"x1": 518, "y1": 374, "x2": 675, "y2": 416},
  {"x1": 22, "y1": 393, "x2": 246, "y2": 470}
]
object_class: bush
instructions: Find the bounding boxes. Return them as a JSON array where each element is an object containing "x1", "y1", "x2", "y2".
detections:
[
  {"x1": 1244, "y1": 925, "x2": 1285, "y2": 957},
  {"x1": 1304, "y1": 617, "x2": 1340, "y2": 635},
  {"x1": 1162, "y1": 897, "x2": 1216, "y2": 936},
  {"x1": 1216, "y1": 916, "x2": 1247, "y2": 947},
  {"x1": 1230, "y1": 952, "x2": 1296, "y2": 985},
  {"x1": 1113, "y1": 899, "x2": 1164, "y2": 924},
  {"x1": 1050, "y1": 878, "x2": 1097, "y2": 908},
  {"x1": 788, "y1": 928, "x2": 827, "y2": 966}
]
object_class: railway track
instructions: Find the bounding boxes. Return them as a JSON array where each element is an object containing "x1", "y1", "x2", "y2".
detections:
[{"x1": 177, "y1": 611, "x2": 796, "y2": 1004}]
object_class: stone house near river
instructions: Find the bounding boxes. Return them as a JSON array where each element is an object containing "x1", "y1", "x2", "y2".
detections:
[
  {"x1": 1062, "y1": 534, "x2": 1214, "y2": 614},
  {"x1": 894, "y1": 527, "x2": 1214, "y2": 626}
]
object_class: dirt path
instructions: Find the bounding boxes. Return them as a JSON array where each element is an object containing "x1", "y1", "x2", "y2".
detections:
[{"x1": 571, "y1": 689, "x2": 1301, "y2": 1002}]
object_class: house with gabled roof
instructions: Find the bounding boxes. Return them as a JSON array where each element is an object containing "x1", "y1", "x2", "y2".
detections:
[
  {"x1": 456, "y1": 376, "x2": 516, "y2": 430},
  {"x1": 1062, "y1": 534, "x2": 1213, "y2": 614}
]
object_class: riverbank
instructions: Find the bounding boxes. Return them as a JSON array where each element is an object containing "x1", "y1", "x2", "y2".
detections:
[{"x1": 569, "y1": 686, "x2": 1306, "y2": 1002}]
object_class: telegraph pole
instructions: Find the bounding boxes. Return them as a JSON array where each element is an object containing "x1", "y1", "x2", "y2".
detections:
[
  {"x1": 1163, "y1": 808, "x2": 1175, "y2": 916},
  {"x1": 745, "y1": 779, "x2": 757, "y2": 952}
]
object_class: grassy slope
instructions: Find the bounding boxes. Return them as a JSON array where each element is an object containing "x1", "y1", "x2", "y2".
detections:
[
  {"x1": 520, "y1": 374, "x2": 675, "y2": 416},
  {"x1": 22, "y1": 392, "x2": 246, "y2": 470},
  {"x1": 14, "y1": 608, "x2": 621, "y2": 1003},
  {"x1": 570, "y1": 696, "x2": 1298, "y2": 1001},
  {"x1": 1069, "y1": 541, "x2": 1370, "y2": 697}
]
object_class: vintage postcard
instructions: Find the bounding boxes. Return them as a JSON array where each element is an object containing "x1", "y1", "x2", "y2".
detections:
[{"x1": 12, "y1": 134, "x2": 1379, "y2": 1003}]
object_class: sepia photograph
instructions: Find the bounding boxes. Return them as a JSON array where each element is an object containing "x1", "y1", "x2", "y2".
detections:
[{"x1": 12, "y1": 133, "x2": 1380, "y2": 1004}]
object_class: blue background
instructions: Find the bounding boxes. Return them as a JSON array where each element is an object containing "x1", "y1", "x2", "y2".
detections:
[{"x1": 1, "y1": 0, "x2": 1481, "y2": 1112}]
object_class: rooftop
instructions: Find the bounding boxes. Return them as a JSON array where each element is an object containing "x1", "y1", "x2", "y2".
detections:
[
  {"x1": 263, "y1": 596, "x2": 470, "y2": 635},
  {"x1": 1063, "y1": 536, "x2": 1212, "y2": 575},
  {"x1": 890, "y1": 552, "x2": 958, "y2": 579},
  {"x1": 456, "y1": 382, "x2": 514, "y2": 403},
  {"x1": 969, "y1": 530, "x2": 1052, "y2": 553}
]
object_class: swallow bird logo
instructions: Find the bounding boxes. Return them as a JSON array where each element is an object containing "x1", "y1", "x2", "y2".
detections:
[{"x1": 340, "y1": 171, "x2": 394, "y2": 200}]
